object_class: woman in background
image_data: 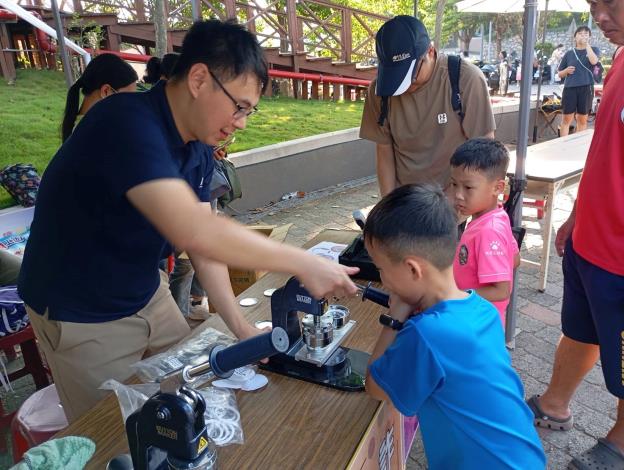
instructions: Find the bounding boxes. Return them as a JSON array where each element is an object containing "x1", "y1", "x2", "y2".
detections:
[
  {"x1": 61, "y1": 53, "x2": 138, "y2": 142},
  {"x1": 143, "y1": 52, "x2": 180, "y2": 85},
  {"x1": 558, "y1": 27, "x2": 600, "y2": 137}
]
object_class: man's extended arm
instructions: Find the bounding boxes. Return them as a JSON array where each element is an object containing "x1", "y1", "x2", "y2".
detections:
[
  {"x1": 127, "y1": 179, "x2": 358, "y2": 299},
  {"x1": 376, "y1": 143, "x2": 397, "y2": 197}
]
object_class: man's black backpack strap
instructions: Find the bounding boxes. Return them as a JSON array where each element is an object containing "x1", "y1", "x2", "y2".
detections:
[{"x1": 447, "y1": 54, "x2": 467, "y2": 138}]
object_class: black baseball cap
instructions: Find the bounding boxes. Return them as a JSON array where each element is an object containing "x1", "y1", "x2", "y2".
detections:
[{"x1": 375, "y1": 16, "x2": 431, "y2": 97}]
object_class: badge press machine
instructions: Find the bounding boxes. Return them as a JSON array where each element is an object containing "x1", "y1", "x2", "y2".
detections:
[
  {"x1": 261, "y1": 277, "x2": 390, "y2": 392},
  {"x1": 107, "y1": 329, "x2": 289, "y2": 470},
  {"x1": 107, "y1": 279, "x2": 390, "y2": 469}
]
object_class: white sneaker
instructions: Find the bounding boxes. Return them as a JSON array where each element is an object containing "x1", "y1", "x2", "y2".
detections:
[{"x1": 188, "y1": 300, "x2": 212, "y2": 321}]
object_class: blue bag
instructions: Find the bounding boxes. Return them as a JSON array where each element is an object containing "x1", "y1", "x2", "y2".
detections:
[{"x1": 0, "y1": 285, "x2": 29, "y2": 338}]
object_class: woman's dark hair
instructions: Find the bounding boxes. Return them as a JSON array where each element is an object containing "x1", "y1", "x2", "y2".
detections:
[
  {"x1": 574, "y1": 26, "x2": 592, "y2": 37},
  {"x1": 144, "y1": 53, "x2": 180, "y2": 84},
  {"x1": 61, "y1": 53, "x2": 138, "y2": 142},
  {"x1": 171, "y1": 19, "x2": 268, "y2": 92},
  {"x1": 500, "y1": 50, "x2": 507, "y2": 59}
]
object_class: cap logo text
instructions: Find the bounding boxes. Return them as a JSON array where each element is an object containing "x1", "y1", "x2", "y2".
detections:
[{"x1": 392, "y1": 53, "x2": 411, "y2": 62}]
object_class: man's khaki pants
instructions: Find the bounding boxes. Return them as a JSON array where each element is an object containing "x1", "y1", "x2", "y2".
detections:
[{"x1": 27, "y1": 271, "x2": 190, "y2": 423}]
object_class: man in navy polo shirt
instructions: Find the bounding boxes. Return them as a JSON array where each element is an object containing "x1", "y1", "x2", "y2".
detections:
[{"x1": 18, "y1": 19, "x2": 358, "y2": 423}]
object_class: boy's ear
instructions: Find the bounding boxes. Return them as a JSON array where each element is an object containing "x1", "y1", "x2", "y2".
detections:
[
  {"x1": 404, "y1": 256, "x2": 424, "y2": 281},
  {"x1": 494, "y1": 178, "x2": 506, "y2": 195}
]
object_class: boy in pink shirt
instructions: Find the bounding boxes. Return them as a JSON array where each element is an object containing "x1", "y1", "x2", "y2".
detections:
[{"x1": 450, "y1": 138, "x2": 519, "y2": 327}]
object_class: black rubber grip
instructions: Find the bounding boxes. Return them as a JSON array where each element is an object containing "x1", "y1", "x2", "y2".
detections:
[
  {"x1": 210, "y1": 327, "x2": 289, "y2": 377},
  {"x1": 361, "y1": 283, "x2": 390, "y2": 308}
]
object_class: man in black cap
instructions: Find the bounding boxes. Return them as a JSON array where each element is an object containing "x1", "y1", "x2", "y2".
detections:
[{"x1": 360, "y1": 15, "x2": 496, "y2": 196}]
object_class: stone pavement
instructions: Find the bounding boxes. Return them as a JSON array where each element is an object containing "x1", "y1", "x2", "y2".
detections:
[
  {"x1": 236, "y1": 176, "x2": 614, "y2": 470},
  {"x1": 0, "y1": 176, "x2": 614, "y2": 469}
]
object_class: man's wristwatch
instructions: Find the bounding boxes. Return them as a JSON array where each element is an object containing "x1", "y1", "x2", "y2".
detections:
[{"x1": 379, "y1": 313, "x2": 404, "y2": 331}]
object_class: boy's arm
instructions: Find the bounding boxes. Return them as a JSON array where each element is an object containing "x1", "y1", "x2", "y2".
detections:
[
  {"x1": 476, "y1": 281, "x2": 511, "y2": 303},
  {"x1": 366, "y1": 327, "x2": 397, "y2": 402},
  {"x1": 366, "y1": 294, "x2": 415, "y2": 402}
]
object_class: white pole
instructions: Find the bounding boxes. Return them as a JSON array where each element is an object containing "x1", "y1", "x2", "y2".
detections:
[
  {"x1": 506, "y1": 0, "x2": 539, "y2": 348},
  {"x1": 0, "y1": 0, "x2": 91, "y2": 63},
  {"x1": 50, "y1": 0, "x2": 73, "y2": 87},
  {"x1": 480, "y1": 24, "x2": 484, "y2": 61},
  {"x1": 487, "y1": 20, "x2": 492, "y2": 62}
]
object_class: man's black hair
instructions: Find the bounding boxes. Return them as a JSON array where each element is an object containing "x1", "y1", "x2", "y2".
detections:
[
  {"x1": 172, "y1": 19, "x2": 268, "y2": 92},
  {"x1": 450, "y1": 138, "x2": 509, "y2": 180},
  {"x1": 575, "y1": 26, "x2": 592, "y2": 36},
  {"x1": 363, "y1": 184, "x2": 458, "y2": 269}
]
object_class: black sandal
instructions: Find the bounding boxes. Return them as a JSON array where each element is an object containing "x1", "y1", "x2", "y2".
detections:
[
  {"x1": 568, "y1": 438, "x2": 624, "y2": 469},
  {"x1": 526, "y1": 394, "x2": 574, "y2": 431}
]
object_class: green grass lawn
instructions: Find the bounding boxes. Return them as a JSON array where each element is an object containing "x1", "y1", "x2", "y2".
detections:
[{"x1": 0, "y1": 69, "x2": 364, "y2": 209}]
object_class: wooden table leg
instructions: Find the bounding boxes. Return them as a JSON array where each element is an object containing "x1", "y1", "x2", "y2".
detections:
[
  {"x1": 538, "y1": 182, "x2": 561, "y2": 292},
  {"x1": 20, "y1": 338, "x2": 51, "y2": 390}
]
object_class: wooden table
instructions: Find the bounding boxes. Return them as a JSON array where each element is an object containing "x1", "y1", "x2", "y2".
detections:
[
  {"x1": 56, "y1": 230, "x2": 409, "y2": 469},
  {"x1": 508, "y1": 130, "x2": 592, "y2": 291}
]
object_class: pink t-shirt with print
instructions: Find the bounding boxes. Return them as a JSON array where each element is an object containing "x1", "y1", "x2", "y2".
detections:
[{"x1": 453, "y1": 207, "x2": 518, "y2": 326}]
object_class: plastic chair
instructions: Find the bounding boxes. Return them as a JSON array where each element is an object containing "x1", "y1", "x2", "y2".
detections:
[
  {"x1": 0, "y1": 325, "x2": 51, "y2": 453},
  {"x1": 10, "y1": 383, "x2": 68, "y2": 463}
]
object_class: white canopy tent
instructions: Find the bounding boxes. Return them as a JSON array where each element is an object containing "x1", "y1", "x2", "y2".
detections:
[{"x1": 456, "y1": 0, "x2": 588, "y2": 13}]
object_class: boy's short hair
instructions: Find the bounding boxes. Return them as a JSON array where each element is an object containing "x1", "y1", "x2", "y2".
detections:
[
  {"x1": 575, "y1": 25, "x2": 592, "y2": 36},
  {"x1": 450, "y1": 138, "x2": 510, "y2": 180},
  {"x1": 172, "y1": 19, "x2": 268, "y2": 92},
  {"x1": 363, "y1": 184, "x2": 458, "y2": 269}
]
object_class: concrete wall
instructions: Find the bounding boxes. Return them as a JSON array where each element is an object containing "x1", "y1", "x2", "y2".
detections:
[
  {"x1": 228, "y1": 101, "x2": 552, "y2": 212},
  {"x1": 229, "y1": 129, "x2": 375, "y2": 212}
]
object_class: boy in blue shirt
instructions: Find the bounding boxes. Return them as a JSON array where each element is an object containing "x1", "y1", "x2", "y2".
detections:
[{"x1": 364, "y1": 184, "x2": 545, "y2": 469}]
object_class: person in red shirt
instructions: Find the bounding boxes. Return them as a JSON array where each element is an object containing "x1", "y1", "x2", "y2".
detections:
[{"x1": 526, "y1": 1, "x2": 624, "y2": 467}]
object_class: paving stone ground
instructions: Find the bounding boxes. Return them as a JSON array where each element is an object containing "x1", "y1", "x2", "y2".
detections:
[{"x1": 1, "y1": 176, "x2": 613, "y2": 470}]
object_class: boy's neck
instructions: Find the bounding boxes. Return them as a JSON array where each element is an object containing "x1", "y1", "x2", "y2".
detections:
[
  {"x1": 471, "y1": 201, "x2": 500, "y2": 220},
  {"x1": 418, "y1": 267, "x2": 469, "y2": 311}
]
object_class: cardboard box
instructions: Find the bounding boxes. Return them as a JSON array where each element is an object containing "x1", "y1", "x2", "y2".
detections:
[{"x1": 227, "y1": 223, "x2": 291, "y2": 296}]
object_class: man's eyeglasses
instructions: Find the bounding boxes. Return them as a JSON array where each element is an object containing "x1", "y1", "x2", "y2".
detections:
[{"x1": 209, "y1": 71, "x2": 258, "y2": 119}]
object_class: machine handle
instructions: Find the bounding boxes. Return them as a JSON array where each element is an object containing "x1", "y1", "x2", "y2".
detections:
[
  {"x1": 210, "y1": 327, "x2": 289, "y2": 378},
  {"x1": 357, "y1": 282, "x2": 390, "y2": 308}
]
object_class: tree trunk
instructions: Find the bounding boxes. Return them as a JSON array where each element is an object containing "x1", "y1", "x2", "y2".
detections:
[
  {"x1": 433, "y1": 0, "x2": 447, "y2": 49},
  {"x1": 153, "y1": 0, "x2": 167, "y2": 58},
  {"x1": 459, "y1": 30, "x2": 475, "y2": 55},
  {"x1": 278, "y1": 2, "x2": 289, "y2": 53}
]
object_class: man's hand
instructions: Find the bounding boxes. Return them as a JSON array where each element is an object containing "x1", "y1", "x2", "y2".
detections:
[
  {"x1": 296, "y1": 255, "x2": 359, "y2": 299},
  {"x1": 236, "y1": 323, "x2": 272, "y2": 363},
  {"x1": 555, "y1": 215, "x2": 575, "y2": 257}
]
